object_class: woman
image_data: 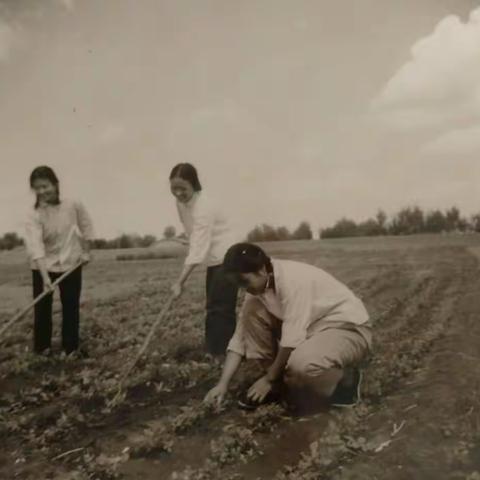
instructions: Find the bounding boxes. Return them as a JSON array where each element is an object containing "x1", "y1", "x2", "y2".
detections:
[
  {"x1": 204, "y1": 242, "x2": 372, "y2": 411},
  {"x1": 169, "y1": 163, "x2": 240, "y2": 356},
  {"x1": 25, "y1": 166, "x2": 94, "y2": 355}
]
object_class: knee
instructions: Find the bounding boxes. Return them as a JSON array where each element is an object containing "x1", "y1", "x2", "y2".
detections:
[
  {"x1": 284, "y1": 356, "x2": 314, "y2": 387},
  {"x1": 243, "y1": 299, "x2": 274, "y2": 330}
]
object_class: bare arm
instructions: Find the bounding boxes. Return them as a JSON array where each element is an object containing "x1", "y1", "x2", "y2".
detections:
[
  {"x1": 266, "y1": 347, "x2": 294, "y2": 382},
  {"x1": 204, "y1": 351, "x2": 243, "y2": 406},
  {"x1": 34, "y1": 258, "x2": 53, "y2": 292},
  {"x1": 247, "y1": 347, "x2": 293, "y2": 402}
]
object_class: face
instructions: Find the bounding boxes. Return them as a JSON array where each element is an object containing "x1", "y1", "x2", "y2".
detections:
[
  {"x1": 32, "y1": 178, "x2": 57, "y2": 204},
  {"x1": 170, "y1": 177, "x2": 195, "y2": 203},
  {"x1": 235, "y1": 268, "x2": 269, "y2": 295}
]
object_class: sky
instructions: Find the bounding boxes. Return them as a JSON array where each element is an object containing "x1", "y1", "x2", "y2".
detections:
[{"x1": 1, "y1": 0, "x2": 479, "y2": 238}]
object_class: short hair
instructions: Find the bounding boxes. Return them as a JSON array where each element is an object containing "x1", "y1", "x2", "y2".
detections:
[
  {"x1": 29, "y1": 165, "x2": 60, "y2": 208},
  {"x1": 169, "y1": 163, "x2": 202, "y2": 191},
  {"x1": 223, "y1": 242, "x2": 272, "y2": 274}
]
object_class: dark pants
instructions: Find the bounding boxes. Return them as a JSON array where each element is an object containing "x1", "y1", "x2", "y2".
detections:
[
  {"x1": 32, "y1": 268, "x2": 82, "y2": 354},
  {"x1": 205, "y1": 265, "x2": 238, "y2": 355}
]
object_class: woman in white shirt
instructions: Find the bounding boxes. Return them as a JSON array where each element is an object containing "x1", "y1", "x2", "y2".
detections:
[
  {"x1": 169, "y1": 163, "x2": 240, "y2": 356},
  {"x1": 204, "y1": 242, "x2": 372, "y2": 411},
  {"x1": 25, "y1": 166, "x2": 94, "y2": 355}
]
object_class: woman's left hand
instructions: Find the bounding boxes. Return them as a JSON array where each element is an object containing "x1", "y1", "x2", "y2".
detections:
[
  {"x1": 247, "y1": 375, "x2": 273, "y2": 402},
  {"x1": 171, "y1": 282, "x2": 183, "y2": 299},
  {"x1": 81, "y1": 251, "x2": 92, "y2": 264}
]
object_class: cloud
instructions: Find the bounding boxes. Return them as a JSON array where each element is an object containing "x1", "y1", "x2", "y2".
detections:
[
  {"x1": 56, "y1": 0, "x2": 75, "y2": 11},
  {"x1": 0, "y1": 21, "x2": 15, "y2": 62},
  {"x1": 422, "y1": 124, "x2": 480, "y2": 156},
  {"x1": 371, "y1": 7, "x2": 480, "y2": 146}
]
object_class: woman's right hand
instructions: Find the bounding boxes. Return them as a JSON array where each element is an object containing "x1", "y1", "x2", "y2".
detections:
[
  {"x1": 42, "y1": 276, "x2": 54, "y2": 294},
  {"x1": 204, "y1": 383, "x2": 227, "y2": 407}
]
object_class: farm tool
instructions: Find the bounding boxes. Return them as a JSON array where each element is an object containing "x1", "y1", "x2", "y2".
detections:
[
  {"x1": 110, "y1": 293, "x2": 176, "y2": 406},
  {"x1": 0, "y1": 261, "x2": 85, "y2": 342}
]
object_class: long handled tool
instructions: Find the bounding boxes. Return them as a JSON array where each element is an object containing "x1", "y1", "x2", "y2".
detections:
[
  {"x1": 0, "y1": 261, "x2": 85, "y2": 341},
  {"x1": 110, "y1": 293, "x2": 176, "y2": 406}
]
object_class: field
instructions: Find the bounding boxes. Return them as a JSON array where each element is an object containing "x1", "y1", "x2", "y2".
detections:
[{"x1": 1, "y1": 235, "x2": 480, "y2": 480}]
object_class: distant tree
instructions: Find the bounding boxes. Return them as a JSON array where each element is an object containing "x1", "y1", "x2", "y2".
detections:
[
  {"x1": 357, "y1": 218, "x2": 384, "y2": 236},
  {"x1": 470, "y1": 213, "x2": 480, "y2": 232},
  {"x1": 261, "y1": 224, "x2": 280, "y2": 241},
  {"x1": 118, "y1": 234, "x2": 134, "y2": 249},
  {"x1": 163, "y1": 226, "x2": 176, "y2": 240},
  {"x1": 276, "y1": 226, "x2": 291, "y2": 241},
  {"x1": 292, "y1": 221, "x2": 313, "y2": 240},
  {"x1": 0, "y1": 232, "x2": 24, "y2": 250},
  {"x1": 320, "y1": 218, "x2": 358, "y2": 239},
  {"x1": 140, "y1": 234, "x2": 157, "y2": 247},
  {"x1": 424, "y1": 210, "x2": 447, "y2": 233},
  {"x1": 91, "y1": 238, "x2": 108, "y2": 249},
  {"x1": 445, "y1": 206, "x2": 461, "y2": 232},
  {"x1": 390, "y1": 206, "x2": 424, "y2": 235},
  {"x1": 375, "y1": 209, "x2": 388, "y2": 234},
  {"x1": 247, "y1": 225, "x2": 263, "y2": 242},
  {"x1": 247, "y1": 224, "x2": 294, "y2": 242}
]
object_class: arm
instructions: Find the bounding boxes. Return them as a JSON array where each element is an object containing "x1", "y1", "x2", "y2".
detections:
[
  {"x1": 171, "y1": 263, "x2": 197, "y2": 297},
  {"x1": 204, "y1": 351, "x2": 243, "y2": 407},
  {"x1": 34, "y1": 258, "x2": 54, "y2": 292},
  {"x1": 25, "y1": 213, "x2": 53, "y2": 292},
  {"x1": 172, "y1": 202, "x2": 213, "y2": 297},
  {"x1": 247, "y1": 347, "x2": 293, "y2": 402},
  {"x1": 265, "y1": 347, "x2": 294, "y2": 382},
  {"x1": 75, "y1": 201, "x2": 95, "y2": 262}
]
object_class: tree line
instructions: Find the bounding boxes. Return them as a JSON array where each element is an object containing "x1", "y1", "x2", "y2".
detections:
[
  {"x1": 320, "y1": 206, "x2": 480, "y2": 238},
  {"x1": 2, "y1": 206, "x2": 480, "y2": 251}
]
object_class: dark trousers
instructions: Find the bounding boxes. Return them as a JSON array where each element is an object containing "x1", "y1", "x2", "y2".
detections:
[
  {"x1": 32, "y1": 268, "x2": 82, "y2": 354},
  {"x1": 205, "y1": 265, "x2": 238, "y2": 355}
]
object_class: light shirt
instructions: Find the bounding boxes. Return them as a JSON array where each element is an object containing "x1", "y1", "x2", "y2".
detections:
[
  {"x1": 24, "y1": 199, "x2": 94, "y2": 272},
  {"x1": 176, "y1": 192, "x2": 240, "y2": 267},
  {"x1": 228, "y1": 258, "x2": 369, "y2": 353}
]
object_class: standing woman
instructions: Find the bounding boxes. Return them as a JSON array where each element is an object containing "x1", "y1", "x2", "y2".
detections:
[
  {"x1": 169, "y1": 163, "x2": 240, "y2": 356},
  {"x1": 25, "y1": 166, "x2": 94, "y2": 355}
]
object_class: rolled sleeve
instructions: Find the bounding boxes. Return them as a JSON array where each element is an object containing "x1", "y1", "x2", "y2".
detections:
[
  {"x1": 185, "y1": 207, "x2": 213, "y2": 265},
  {"x1": 226, "y1": 299, "x2": 248, "y2": 356},
  {"x1": 279, "y1": 286, "x2": 312, "y2": 349},
  {"x1": 24, "y1": 212, "x2": 45, "y2": 261},
  {"x1": 226, "y1": 330, "x2": 246, "y2": 356},
  {"x1": 75, "y1": 201, "x2": 95, "y2": 241}
]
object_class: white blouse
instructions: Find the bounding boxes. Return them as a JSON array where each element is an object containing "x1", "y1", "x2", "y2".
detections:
[
  {"x1": 176, "y1": 192, "x2": 241, "y2": 267},
  {"x1": 228, "y1": 258, "x2": 370, "y2": 353},
  {"x1": 24, "y1": 198, "x2": 94, "y2": 272}
]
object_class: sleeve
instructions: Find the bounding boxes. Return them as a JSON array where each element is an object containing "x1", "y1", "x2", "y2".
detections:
[
  {"x1": 24, "y1": 211, "x2": 45, "y2": 261},
  {"x1": 184, "y1": 202, "x2": 214, "y2": 265},
  {"x1": 75, "y1": 201, "x2": 95, "y2": 241},
  {"x1": 278, "y1": 283, "x2": 313, "y2": 349},
  {"x1": 226, "y1": 297, "x2": 249, "y2": 356}
]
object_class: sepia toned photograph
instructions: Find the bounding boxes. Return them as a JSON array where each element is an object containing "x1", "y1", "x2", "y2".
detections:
[{"x1": 1, "y1": 1, "x2": 480, "y2": 479}]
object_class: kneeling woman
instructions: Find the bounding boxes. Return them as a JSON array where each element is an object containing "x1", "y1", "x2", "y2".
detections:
[{"x1": 204, "y1": 243, "x2": 372, "y2": 410}]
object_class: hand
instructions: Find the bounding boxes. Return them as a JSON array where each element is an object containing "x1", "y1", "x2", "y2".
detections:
[
  {"x1": 42, "y1": 277, "x2": 54, "y2": 294},
  {"x1": 81, "y1": 251, "x2": 92, "y2": 264},
  {"x1": 247, "y1": 375, "x2": 273, "y2": 403},
  {"x1": 170, "y1": 282, "x2": 183, "y2": 299},
  {"x1": 204, "y1": 383, "x2": 227, "y2": 408}
]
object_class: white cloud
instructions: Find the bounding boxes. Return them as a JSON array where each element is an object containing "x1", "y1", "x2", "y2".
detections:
[
  {"x1": 0, "y1": 21, "x2": 15, "y2": 62},
  {"x1": 57, "y1": 0, "x2": 75, "y2": 11},
  {"x1": 422, "y1": 124, "x2": 480, "y2": 156},
  {"x1": 372, "y1": 7, "x2": 480, "y2": 147}
]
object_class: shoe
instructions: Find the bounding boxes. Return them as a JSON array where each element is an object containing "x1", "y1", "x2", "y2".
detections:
[
  {"x1": 237, "y1": 389, "x2": 282, "y2": 411},
  {"x1": 330, "y1": 368, "x2": 363, "y2": 408}
]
